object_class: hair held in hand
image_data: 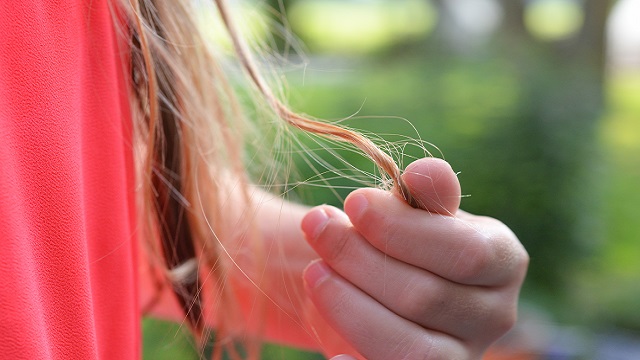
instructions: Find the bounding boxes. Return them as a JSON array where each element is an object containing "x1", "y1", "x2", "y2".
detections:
[
  {"x1": 120, "y1": 0, "x2": 420, "y2": 355},
  {"x1": 213, "y1": 0, "x2": 419, "y2": 207}
]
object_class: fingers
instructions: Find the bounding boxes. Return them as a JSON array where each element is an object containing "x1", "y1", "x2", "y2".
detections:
[
  {"x1": 300, "y1": 158, "x2": 527, "y2": 358},
  {"x1": 345, "y1": 157, "x2": 525, "y2": 287},
  {"x1": 303, "y1": 260, "x2": 470, "y2": 360},
  {"x1": 400, "y1": 158, "x2": 461, "y2": 215},
  {"x1": 343, "y1": 190, "x2": 528, "y2": 287},
  {"x1": 301, "y1": 206, "x2": 517, "y2": 344}
]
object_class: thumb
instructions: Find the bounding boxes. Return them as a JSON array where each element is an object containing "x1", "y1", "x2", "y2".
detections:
[{"x1": 400, "y1": 158, "x2": 461, "y2": 215}]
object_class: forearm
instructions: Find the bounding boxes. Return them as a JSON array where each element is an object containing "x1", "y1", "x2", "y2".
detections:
[
  {"x1": 236, "y1": 189, "x2": 322, "y2": 349},
  {"x1": 139, "y1": 187, "x2": 324, "y2": 349}
]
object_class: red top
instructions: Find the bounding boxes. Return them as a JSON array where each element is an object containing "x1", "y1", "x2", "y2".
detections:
[{"x1": 0, "y1": 0, "x2": 140, "y2": 358}]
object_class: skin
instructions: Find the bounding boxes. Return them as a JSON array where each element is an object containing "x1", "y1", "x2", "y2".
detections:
[
  {"x1": 298, "y1": 158, "x2": 529, "y2": 359},
  {"x1": 142, "y1": 158, "x2": 528, "y2": 359}
]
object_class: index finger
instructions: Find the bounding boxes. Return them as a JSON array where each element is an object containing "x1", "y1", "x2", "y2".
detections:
[{"x1": 344, "y1": 190, "x2": 528, "y2": 287}]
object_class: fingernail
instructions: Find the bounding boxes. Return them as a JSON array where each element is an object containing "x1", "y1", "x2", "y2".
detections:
[
  {"x1": 345, "y1": 194, "x2": 368, "y2": 221},
  {"x1": 303, "y1": 260, "x2": 331, "y2": 289},
  {"x1": 301, "y1": 208, "x2": 329, "y2": 242},
  {"x1": 330, "y1": 355, "x2": 357, "y2": 360}
]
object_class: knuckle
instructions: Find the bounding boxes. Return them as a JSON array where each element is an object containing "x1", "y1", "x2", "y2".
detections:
[
  {"x1": 515, "y1": 240, "x2": 530, "y2": 270},
  {"x1": 488, "y1": 222, "x2": 529, "y2": 283},
  {"x1": 455, "y1": 239, "x2": 492, "y2": 284},
  {"x1": 477, "y1": 291, "x2": 519, "y2": 341},
  {"x1": 512, "y1": 244, "x2": 530, "y2": 281},
  {"x1": 492, "y1": 303, "x2": 518, "y2": 338},
  {"x1": 456, "y1": 217, "x2": 530, "y2": 285},
  {"x1": 396, "y1": 276, "x2": 446, "y2": 321}
]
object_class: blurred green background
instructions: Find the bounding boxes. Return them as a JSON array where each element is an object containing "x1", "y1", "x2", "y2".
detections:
[{"x1": 145, "y1": 0, "x2": 640, "y2": 358}]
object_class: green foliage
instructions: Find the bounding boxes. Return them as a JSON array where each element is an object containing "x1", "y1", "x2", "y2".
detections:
[
  {"x1": 142, "y1": 318, "x2": 200, "y2": 360},
  {"x1": 567, "y1": 72, "x2": 640, "y2": 331},
  {"x1": 284, "y1": 51, "x2": 605, "y2": 309},
  {"x1": 144, "y1": 53, "x2": 640, "y2": 356},
  {"x1": 282, "y1": 51, "x2": 640, "y2": 336},
  {"x1": 142, "y1": 318, "x2": 325, "y2": 360}
]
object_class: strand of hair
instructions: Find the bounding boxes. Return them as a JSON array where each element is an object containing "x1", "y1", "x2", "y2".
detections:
[{"x1": 212, "y1": 0, "x2": 421, "y2": 209}]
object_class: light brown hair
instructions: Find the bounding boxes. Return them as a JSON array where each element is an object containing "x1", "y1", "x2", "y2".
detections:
[{"x1": 118, "y1": 0, "x2": 419, "y2": 357}]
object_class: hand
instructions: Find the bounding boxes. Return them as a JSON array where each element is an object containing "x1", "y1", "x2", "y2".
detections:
[{"x1": 300, "y1": 158, "x2": 529, "y2": 359}]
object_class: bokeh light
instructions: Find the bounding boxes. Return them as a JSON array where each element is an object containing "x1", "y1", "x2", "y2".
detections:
[
  {"x1": 288, "y1": 0, "x2": 436, "y2": 54},
  {"x1": 525, "y1": 0, "x2": 584, "y2": 41}
]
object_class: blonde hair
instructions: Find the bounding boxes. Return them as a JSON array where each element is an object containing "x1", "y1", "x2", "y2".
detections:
[{"x1": 118, "y1": 0, "x2": 419, "y2": 357}]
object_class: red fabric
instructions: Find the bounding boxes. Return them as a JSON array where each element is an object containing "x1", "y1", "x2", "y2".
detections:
[{"x1": 0, "y1": 0, "x2": 140, "y2": 359}]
